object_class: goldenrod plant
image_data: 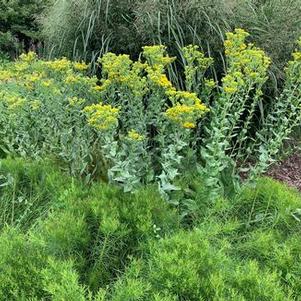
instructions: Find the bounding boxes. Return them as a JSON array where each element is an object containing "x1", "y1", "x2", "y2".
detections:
[
  {"x1": 202, "y1": 29, "x2": 271, "y2": 199},
  {"x1": 0, "y1": 29, "x2": 300, "y2": 201},
  {"x1": 249, "y1": 38, "x2": 301, "y2": 180},
  {"x1": 0, "y1": 52, "x2": 103, "y2": 180}
]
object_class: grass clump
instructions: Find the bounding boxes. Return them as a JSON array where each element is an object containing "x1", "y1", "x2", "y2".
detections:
[
  {"x1": 0, "y1": 158, "x2": 71, "y2": 231},
  {"x1": 231, "y1": 177, "x2": 301, "y2": 233}
]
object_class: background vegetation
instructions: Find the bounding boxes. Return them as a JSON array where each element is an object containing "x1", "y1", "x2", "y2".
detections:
[
  {"x1": 41, "y1": 0, "x2": 301, "y2": 86},
  {"x1": 0, "y1": 0, "x2": 49, "y2": 59}
]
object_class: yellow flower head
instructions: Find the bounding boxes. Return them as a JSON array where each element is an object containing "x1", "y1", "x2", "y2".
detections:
[
  {"x1": 143, "y1": 45, "x2": 175, "y2": 70},
  {"x1": 98, "y1": 53, "x2": 148, "y2": 97},
  {"x1": 165, "y1": 99, "x2": 208, "y2": 129},
  {"x1": 30, "y1": 100, "x2": 41, "y2": 110},
  {"x1": 0, "y1": 70, "x2": 13, "y2": 81},
  {"x1": 68, "y1": 97, "x2": 86, "y2": 106},
  {"x1": 45, "y1": 57, "x2": 72, "y2": 72},
  {"x1": 73, "y1": 61, "x2": 89, "y2": 71},
  {"x1": 127, "y1": 129, "x2": 145, "y2": 141},
  {"x1": 83, "y1": 103, "x2": 120, "y2": 131},
  {"x1": 148, "y1": 71, "x2": 173, "y2": 90},
  {"x1": 64, "y1": 74, "x2": 80, "y2": 84},
  {"x1": 19, "y1": 51, "x2": 37, "y2": 63},
  {"x1": 4, "y1": 94, "x2": 26, "y2": 110},
  {"x1": 42, "y1": 79, "x2": 54, "y2": 87},
  {"x1": 223, "y1": 28, "x2": 270, "y2": 93},
  {"x1": 166, "y1": 90, "x2": 200, "y2": 105},
  {"x1": 183, "y1": 122, "x2": 196, "y2": 129}
]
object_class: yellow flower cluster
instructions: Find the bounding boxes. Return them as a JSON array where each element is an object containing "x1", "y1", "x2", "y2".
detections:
[
  {"x1": 183, "y1": 45, "x2": 213, "y2": 71},
  {"x1": 166, "y1": 90, "x2": 201, "y2": 105},
  {"x1": 293, "y1": 52, "x2": 301, "y2": 61},
  {"x1": 148, "y1": 73, "x2": 173, "y2": 90},
  {"x1": 64, "y1": 73, "x2": 81, "y2": 84},
  {"x1": 19, "y1": 51, "x2": 37, "y2": 63},
  {"x1": 143, "y1": 45, "x2": 175, "y2": 72},
  {"x1": 42, "y1": 79, "x2": 54, "y2": 87},
  {"x1": 73, "y1": 61, "x2": 89, "y2": 71},
  {"x1": 68, "y1": 97, "x2": 86, "y2": 107},
  {"x1": 15, "y1": 62, "x2": 30, "y2": 72},
  {"x1": 30, "y1": 100, "x2": 41, "y2": 110},
  {"x1": 127, "y1": 129, "x2": 145, "y2": 141},
  {"x1": 224, "y1": 29, "x2": 250, "y2": 57},
  {"x1": 165, "y1": 99, "x2": 208, "y2": 129},
  {"x1": 25, "y1": 72, "x2": 43, "y2": 83},
  {"x1": 99, "y1": 53, "x2": 148, "y2": 97},
  {"x1": 222, "y1": 72, "x2": 245, "y2": 95},
  {"x1": 142, "y1": 45, "x2": 175, "y2": 90},
  {"x1": 182, "y1": 45, "x2": 214, "y2": 88},
  {"x1": 286, "y1": 37, "x2": 301, "y2": 81},
  {"x1": 204, "y1": 79, "x2": 216, "y2": 89},
  {"x1": 2, "y1": 93, "x2": 26, "y2": 110},
  {"x1": 0, "y1": 70, "x2": 13, "y2": 81},
  {"x1": 223, "y1": 28, "x2": 271, "y2": 95},
  {"x1": 83, "y1": 103, "x2": 120, "y2": 131},
  {"x1": 45, "y1": 57, "x2": 72, "y2": 72}
]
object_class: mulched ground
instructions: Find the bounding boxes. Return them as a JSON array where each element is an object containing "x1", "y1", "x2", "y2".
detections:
[{"x1": 267, "y1": 153, "x2": 301, "y2": 191}]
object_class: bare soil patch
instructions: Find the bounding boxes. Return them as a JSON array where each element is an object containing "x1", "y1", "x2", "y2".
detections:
[{"x1": 267, "y1": 153, "x2": 301, "y2": 191}]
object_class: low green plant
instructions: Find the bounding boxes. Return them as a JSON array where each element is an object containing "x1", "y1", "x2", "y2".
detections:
[
  {"x1": 41, "y1": 258, "x2": 87, "y2": 301},
  {"x1": 1, "y1": 159, "x2": 301, "y2": 299},
  {"x1": 0, "y1": 158, "x2": 70, "y2": 230},
  {"x1": 0, "y1": 228, "x2": 47, "y2": 300},
  {"x1": 108, "y1": 226, "x2": 291, "y2": 300},
  {"x1": 231, "y1": 177, "x2": 301, "y2": 233}
]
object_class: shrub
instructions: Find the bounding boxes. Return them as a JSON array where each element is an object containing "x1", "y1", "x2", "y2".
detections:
[
  {"x1": 0, "y1": 52, "x2": 106, "y2": 180},
  {"x1": 30, "y1": 179, "x2": 179, "y2": 293},
  {"x1": 0, "y1": 0, "x2": 49, "y2": 58},
  {"x1": 41, "y1": 258, "x2": 87, "y2": 301},
  {"x1": 0, "y1": 228, "x2": 47, "y2": 300},
  {"x1": 0, "y1": 227, "x2": 90, "y2": 300},
  {"x1": 83, "y1": 184, "x2": 180, "y2": 292},
  {"x1": 1, "y1": 164, "x2": 301, "y2": 299}
]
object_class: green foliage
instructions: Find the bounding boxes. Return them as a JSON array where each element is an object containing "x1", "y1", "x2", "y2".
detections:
[
  {"x1": 0, "y1": 158, "x2": 301, "y2": 299},
  {"x1": 42, "y1": 258, "x2": 87, "y2": 301},
  {"x1": 0, "y1": 0, "x2": 49, "y2": 58},
  {"x1": 0, "y1": 158, "x2": 70, "y2": 230},
  {"x1": 231, "y1": 177, "x2": 301, "y2": 233},
  {"x1": 0, "y1": 227, "x2": 90, "y2": 300},
  {"x1": 0, "y1": 53, "x2": 106, "y2": 181},
  {"x1": 16, "y1": 171, "x2": 179, "y2": 294},
  {"x1": 0, "y1": 228, "x2": 46, "y2": 300},
  {"x1": 109, "y1": 227, "x2": 291, "y2": 300},
  {"x1": 200, "y1": 30, "x2": 301, "y2": 200},
  {"x1": 41, "y1": 0, "x2": 137, "y2": 63}
]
